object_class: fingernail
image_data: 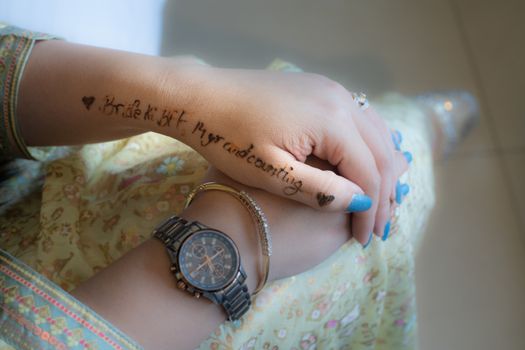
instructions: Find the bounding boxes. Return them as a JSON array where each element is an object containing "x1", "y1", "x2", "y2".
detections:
[
  {"x1": 401, "y1": 183, "x2": 410, "y2": 197},
  {"x1": 396, "y1": 181, "x2": 410, "y2": 204},
  {"x1": 395, "y1": 181, "x2": 403, "y2": 204},
  {"x1": 391, "y1": 130, "x2": 403, "y2": 151},
  {"x1": 403, "y1": 151, "x2": 413, "y2": 164},
  {"x1": 382, "y1": 221, "x2": 391, "y2": 241},
  {"x1": 396, "y1": 130, "x2": 403, "y2": 144},
  {"x1": 363, "y1": 232, "x2": 373, "y2": 249},
  {"x1": 347, "y1": 194, "x2": 373, "y2": 212}
]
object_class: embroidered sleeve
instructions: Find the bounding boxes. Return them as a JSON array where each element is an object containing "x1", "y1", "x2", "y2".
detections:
[
  {"x1": 0, "y1": 249, "x2": 144, "y2": 349},
  {"x1": 0, "y1": 23, "x2": 60, "y2": 160}
]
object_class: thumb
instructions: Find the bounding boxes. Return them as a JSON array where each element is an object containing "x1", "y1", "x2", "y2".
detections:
[{"x1": 261, "y1": 155, "x2": 373, "y2": 213}]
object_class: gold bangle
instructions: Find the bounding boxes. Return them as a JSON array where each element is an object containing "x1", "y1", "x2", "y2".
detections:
[{"x1": 184, "y1": 182, "x2": 271, "y2": 295}]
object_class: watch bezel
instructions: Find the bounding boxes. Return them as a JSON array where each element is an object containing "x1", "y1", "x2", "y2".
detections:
[{"x1": 177, "y1": 228, "x2": 241, "y2": 292}]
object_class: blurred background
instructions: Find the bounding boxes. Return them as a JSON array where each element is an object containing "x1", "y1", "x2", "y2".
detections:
[{"x1": 2, "y1": 0, "x2": 524, "y2": 348}]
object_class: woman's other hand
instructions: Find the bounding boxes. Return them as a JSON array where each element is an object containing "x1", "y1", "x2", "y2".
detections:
[{"x1": 171, "y1": 66, "x2": 409, "y2": 243}]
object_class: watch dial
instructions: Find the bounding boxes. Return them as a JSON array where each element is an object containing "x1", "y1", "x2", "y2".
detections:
[{"x1": 178, "y1": 230, "x2": 240, "y2": 291}]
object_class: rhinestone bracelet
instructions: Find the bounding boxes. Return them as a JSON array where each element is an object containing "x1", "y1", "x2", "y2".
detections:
[{"x1": 184, "y1": 182, "x2": 272, "y2": 295}]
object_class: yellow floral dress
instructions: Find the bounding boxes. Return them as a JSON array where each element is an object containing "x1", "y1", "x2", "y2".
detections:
[{"x1": 0, "y1": 24, "x2": 435, "y2": 350}]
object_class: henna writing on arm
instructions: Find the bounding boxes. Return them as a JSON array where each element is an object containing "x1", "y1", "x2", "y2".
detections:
[
  {"x1": 192, "y1": 120, "x2": 304, "y2": 196},
  {"x1": 81, "y1": 94, "x2": 336, "y2": 206}
]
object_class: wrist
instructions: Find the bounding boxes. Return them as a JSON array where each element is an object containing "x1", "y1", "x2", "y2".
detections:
[
  {"x1": 146, "y1": 62, "x2": 218, "y2": 146},
  {"x1": 196, "y1": 167, "x2": 352, "y2": 281},
  {"x1": 181, "y1": 190, "x2": 261, "y2": 293},
  {"x1": 100, "y1": 56, "x2": 206, "y2": 138}
]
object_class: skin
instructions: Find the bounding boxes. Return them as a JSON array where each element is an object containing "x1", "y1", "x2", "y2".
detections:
[
  {"x1": 70, "y1": 161, "x2": 365, "y2": 350},
  {"x1": 14, "y1": 39, "x2": 415, "y2": 349},
  {"x1": 17, "y1": 40, "x2": 408, "y2": 244}
]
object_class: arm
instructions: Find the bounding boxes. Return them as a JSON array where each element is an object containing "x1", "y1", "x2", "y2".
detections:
[
  {"x1": 70, "y1": 160, "x2": 351, "y2": 350},
  {"x1": 17, "y1": 40, "x2": 200, "y2": 146},
  {"x1": 17, "y1": 39, "x2": 408, "y2": 242}
]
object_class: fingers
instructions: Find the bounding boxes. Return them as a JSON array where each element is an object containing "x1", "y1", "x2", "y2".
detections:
[
  {"x1": 255, "y1": 150, "x2": 372, "y2": 215},
  {"x1": 320, "y1": 118, "x2": 382, "y2": 245},
  {"x1": 392, "y1": 141, "x2": 411, "y2": 206},
  {"x1": 345, "y1": 97, "x2": 414, "y2": 244},
  {"x1": 364, "y1": 108, "x2": 400, "y2": 194},
  {"x1": 351, "y1": 106, "x2": 396, "y2": 240},
  {"x1": 393, "y1": 149, "x2": 410, "y2": 180}
]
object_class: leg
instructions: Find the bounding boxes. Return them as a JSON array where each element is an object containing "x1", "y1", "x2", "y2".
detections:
[
  {"x1": 70, "y1": 160, "x2": 352, "y2": 350},
  {"x1": 70, "y1": 95, "x2": 445, "y2": 349}
]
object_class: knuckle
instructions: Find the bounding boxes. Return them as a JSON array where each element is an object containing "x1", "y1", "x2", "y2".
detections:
[
  {"x1": 305, "y1": 75, "x2": 352, "y2": 123},
  {"x1": 328, "y1": 80, "x2": 348, "y2": 96},
  {"x1": 316, "y1": 170, "x2": 339, "y2": 194},
  {"x1": 310, "y1": 73, "x2": 333, "y2": 85},
  {"x1": 374, "y1": 149, "x2": 389, "y2": 168},
  {"x1": 379, "y1": 192, "x2": 392, "y2": 207},
  {"x1": 364, "y1": 170, "x2": 381, "y2": 195},
  {"x1": 377, "y1": 152, "x2": 395, "y2": 174},
  {"x1": 310, "y1": 74, "x2": 349, "y2": 97}
]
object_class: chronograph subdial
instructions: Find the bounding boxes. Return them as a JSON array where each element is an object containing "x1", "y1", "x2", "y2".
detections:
[
  {"x1": 192, "y1": 244, "x2": 206, "y2": 258},
  {"x1": 212, "y1": 264, "x2": 225, "y2": 278}
]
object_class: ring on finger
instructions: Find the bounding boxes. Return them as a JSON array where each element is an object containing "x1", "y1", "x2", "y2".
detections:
[{"x1": 351, "y1": 92, "x2": 370, "y2": 111}]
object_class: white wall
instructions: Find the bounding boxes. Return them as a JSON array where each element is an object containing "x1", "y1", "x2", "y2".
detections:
[{"x1": 0, "y1": 0, "x2": 165, "y2": 55}]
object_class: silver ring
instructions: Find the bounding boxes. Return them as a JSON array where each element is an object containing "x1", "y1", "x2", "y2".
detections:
[{"x1": 351, "y1": 92, "x2": 370, "y2": 111}]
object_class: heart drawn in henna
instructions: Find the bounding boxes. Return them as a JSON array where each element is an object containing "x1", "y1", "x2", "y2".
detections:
[
  {"x1": 82, "y1": 96, "x2": 95, "y2": 110},
  {"x1": 316, "y1": 192, "x2": 335, "y2": 207}
]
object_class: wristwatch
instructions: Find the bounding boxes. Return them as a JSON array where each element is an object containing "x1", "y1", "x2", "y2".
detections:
[{"x1": 153, "y1": 216, "x2": 251, "y2": 321}]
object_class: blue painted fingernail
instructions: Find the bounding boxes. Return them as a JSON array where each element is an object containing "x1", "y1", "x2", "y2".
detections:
[
  {"x1": 401, "y1": 183, "x2": 410, "y2": 197},
  {"x1": 382, "y1": 221, "x2": 391, "y2": 241},
  {"x1": 391, "y1": 131, "x2": 401, "y2": 151},
  {"x1": 391, "y1": 130, "x2": 403, "y2": 151},
  {"x1": 396, "y1": 130, "x2": 403, "y2": 144},
  {"x1": 396, "y1": 181, "x2": 410, "y2": 204},
  {"x1": 347, "y1": 194, "x2": 373, "y2": 212},
  {"x1": 403, "y1": 151, "x2": 413, "y2": 164},
  {"x1": 363, "y1": 232, "x2": 373, "y2": 249},
  {"x1": 395, "y1": 181, "x2": 403, "y2": 204}
]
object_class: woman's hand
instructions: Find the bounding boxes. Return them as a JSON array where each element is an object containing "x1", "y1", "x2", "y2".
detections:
[{"x1": 169, "y1": 65, "x2": 409, "y2": 243}]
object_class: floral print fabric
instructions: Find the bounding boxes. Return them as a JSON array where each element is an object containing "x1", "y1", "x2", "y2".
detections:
[
  {"x1": 0, "y1": 23, "x2": 435, "y2": 348},
  {"x1": 0, "y1": 94, "x2": 435, "y2": 349}
]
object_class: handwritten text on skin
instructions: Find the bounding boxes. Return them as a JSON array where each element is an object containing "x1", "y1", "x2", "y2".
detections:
[{"x1": 82, "y1": 94, "x2": 336, "y2": 205}]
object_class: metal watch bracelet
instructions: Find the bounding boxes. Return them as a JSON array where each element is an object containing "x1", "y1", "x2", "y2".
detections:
[{"x1": 153, "y1": 216, "x2": 251, "y2": 321}]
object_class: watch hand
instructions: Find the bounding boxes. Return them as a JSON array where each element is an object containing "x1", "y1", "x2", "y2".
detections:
[
  {"x1": 209, "y1": 248, "x2": 224, "y2": 262},
  {"x1": 204, "y1": 256, "x2": 215, "y2": 273},
  {"x1": 195, "y1": 256, "x2": 211, "y2": 272}
]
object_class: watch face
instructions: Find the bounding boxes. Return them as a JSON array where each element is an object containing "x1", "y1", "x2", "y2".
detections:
[{"x1": 178, "y1": 229, "x2": 240, "y2": 291}]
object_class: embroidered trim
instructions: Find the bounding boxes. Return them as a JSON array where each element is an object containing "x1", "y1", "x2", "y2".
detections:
[{"x1": 0, "y1": 249, "x2": 143, "y2": 349}]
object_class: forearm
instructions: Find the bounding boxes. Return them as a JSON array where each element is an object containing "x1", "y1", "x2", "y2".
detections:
[
  {"x1": 17, "y1": 40, "x2": 205, "y2": 146},
  {"x1": 70, "y1": 183, "x2": 265, "y2": 350},
  {"x1": 71, "y1": 162, "x2": 350, "y2": 349}
]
